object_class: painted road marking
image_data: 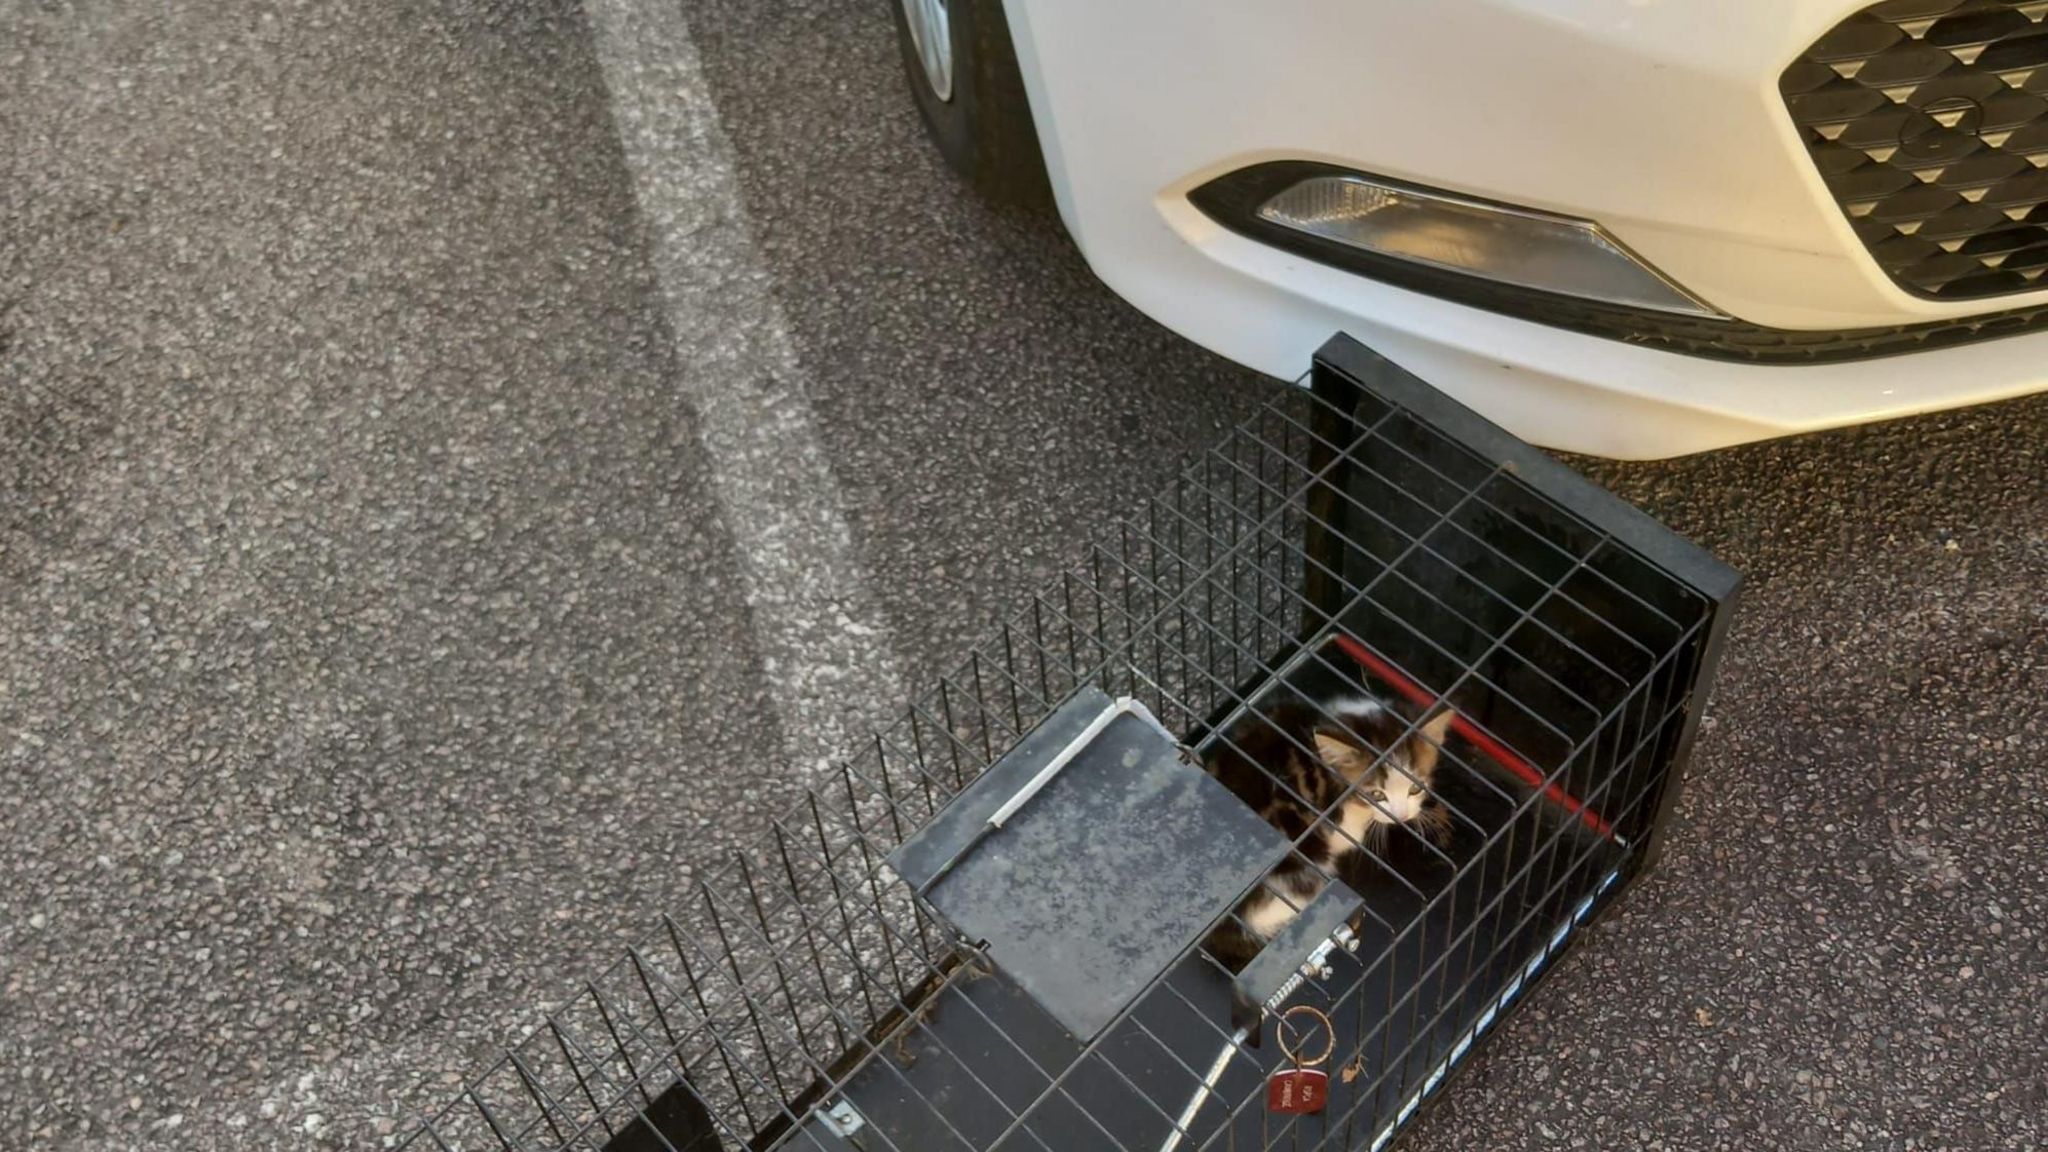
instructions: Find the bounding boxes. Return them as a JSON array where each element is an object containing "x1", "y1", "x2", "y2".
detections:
[{"x1": 585, "y1": 0, "x2": 904, "y2": 770}]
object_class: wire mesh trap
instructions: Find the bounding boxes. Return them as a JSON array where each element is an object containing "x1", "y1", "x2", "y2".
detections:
[{"x1": 401, "y1": 334, "x2": 1740, "y2": 1152}]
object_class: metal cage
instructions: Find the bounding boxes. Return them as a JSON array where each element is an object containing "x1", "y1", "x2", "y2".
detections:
[{"x1": 400, "y1": 334, "x2": 1739, "y2": 1152}]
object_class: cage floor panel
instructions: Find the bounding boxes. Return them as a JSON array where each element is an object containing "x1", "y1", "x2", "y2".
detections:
[
  {"x1": 818, "y1": 669, "x2": 1627, "y2": 1152},
  {"x1": 404, "y1": 335, "x2": 1736, "y2": 1152},
  {"x1": 826, "y1": 848, "x2": 1621, "y2": 1152}
]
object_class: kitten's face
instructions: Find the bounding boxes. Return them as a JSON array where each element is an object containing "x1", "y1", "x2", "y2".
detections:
[{"x1": 1310, "y1": 701, "x2": 1455, "y2": 827}]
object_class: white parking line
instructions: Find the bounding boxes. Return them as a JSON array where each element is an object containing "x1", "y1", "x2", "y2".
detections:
[{"x1": 584, "y1": 0, "x2": 904, "y2": 769}]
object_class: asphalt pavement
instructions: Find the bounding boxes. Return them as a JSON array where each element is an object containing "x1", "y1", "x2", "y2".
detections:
[{"x1": 1, "y1": 1, "x2": 2042, "y2": 1149}]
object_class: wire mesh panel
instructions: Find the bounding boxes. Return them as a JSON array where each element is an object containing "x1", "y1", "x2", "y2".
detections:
[{"x1": 400, "y1": 334, "x2": 1738, "y2": 1152}]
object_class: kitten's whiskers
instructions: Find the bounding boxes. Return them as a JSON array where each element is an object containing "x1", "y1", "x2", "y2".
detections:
[{"x1": 1412, "y1": 801, "x2": 1453, "y2": 847}]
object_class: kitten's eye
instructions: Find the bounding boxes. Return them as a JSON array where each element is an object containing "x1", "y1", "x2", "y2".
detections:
[
  {"x1": 1366, "y1": 789, "x2": 1385, "y2": 804},
  {"x1": 1408, "y1": 786, "x2": 1422, "y2": 798}
]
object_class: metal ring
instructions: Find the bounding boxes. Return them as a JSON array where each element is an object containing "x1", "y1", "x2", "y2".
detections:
[{"x1": 1274, "y1": 1004, "x2": 1335, "y2": 1068}]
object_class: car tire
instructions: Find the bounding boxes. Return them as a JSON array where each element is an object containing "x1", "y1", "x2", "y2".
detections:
[{"x1": 889, "y1": 0, "x2": 1054, "y2": 212}]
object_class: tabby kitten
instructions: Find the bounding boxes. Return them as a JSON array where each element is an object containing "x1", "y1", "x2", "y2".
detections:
[{"x1": 1202, "y1": 696, "x2": 1455, "y2": 969}]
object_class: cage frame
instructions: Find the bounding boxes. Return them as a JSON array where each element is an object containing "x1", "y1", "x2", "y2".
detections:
[
  {"x1": 397, "y1": 332, "x2": 1741, "y2": 1152},
  {"x1": 1302, "y1": 335, "x2": 1740, "y2": 881}
]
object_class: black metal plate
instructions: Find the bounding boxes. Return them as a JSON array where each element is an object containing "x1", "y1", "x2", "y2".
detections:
[{"x1": 892, "y1": 687, "x2": 1291, "y2": 1041}]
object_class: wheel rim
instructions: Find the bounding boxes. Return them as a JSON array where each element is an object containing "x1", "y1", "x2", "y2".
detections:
[{"x1": 900, "y1": 0, "x2": 953, "y2": 102}]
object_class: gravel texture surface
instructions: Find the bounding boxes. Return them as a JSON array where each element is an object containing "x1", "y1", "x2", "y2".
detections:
[
  {"x1": 2, "y1": 2, "x2": 785, "y2": 1144},
  {"x1": 2, "y1": 0, "x2": 2042, "y2": 1149}
]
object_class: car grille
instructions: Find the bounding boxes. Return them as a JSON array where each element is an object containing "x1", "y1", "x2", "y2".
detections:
[{"x1": 1783, "y1": 0, "x2": 2048, "y2": 300}]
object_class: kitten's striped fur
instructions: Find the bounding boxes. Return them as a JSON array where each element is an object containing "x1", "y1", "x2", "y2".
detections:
[{"x1": 1201, "y1": 696, "x2": 1454, "y2": 969}]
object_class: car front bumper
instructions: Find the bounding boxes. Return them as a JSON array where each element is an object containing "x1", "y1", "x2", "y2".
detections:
[{"x1": 1003, "y1": 0, "x2": 2048, "y2": 457}]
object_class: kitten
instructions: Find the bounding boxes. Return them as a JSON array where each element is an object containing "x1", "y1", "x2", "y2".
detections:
[{"x1": 1201, "y1": 695, "x2": 1455, "y2": 970}]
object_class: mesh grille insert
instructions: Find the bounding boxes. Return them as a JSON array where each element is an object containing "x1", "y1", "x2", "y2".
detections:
[{"x1": 1784, "y1": 0, "x2": 2048, "y2": 300}]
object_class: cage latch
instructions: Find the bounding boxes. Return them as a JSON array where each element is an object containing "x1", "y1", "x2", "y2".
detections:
[{"x1": 1168, "y1": 917, "x2": 1363, "y2": 1152}]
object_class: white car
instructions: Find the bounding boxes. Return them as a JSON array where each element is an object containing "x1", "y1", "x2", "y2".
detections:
[{"x1": 890, "y1": 0, "x2": 2048, "y2": 458}]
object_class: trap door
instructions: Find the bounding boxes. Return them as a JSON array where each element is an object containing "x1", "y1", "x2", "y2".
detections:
[{"x1": 890, "y1": 686, "x2": 1293, "y2": 1041}]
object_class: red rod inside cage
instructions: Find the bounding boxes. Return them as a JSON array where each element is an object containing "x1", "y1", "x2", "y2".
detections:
[{"x1": 1332, "y1": 633, "x2": 1615, "y2": 841}]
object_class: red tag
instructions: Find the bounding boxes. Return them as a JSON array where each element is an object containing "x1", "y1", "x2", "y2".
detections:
[{"x1": 1265, "y1": 1067, "x2": 1328, "y2": 1114}]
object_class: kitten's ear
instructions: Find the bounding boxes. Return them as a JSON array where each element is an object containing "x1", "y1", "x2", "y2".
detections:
[
  {"x1": 1311, "y1": 730, "x2": 1370, "y2": 773},
  {"x1": 1408, "y1": 709, "x2": 1456, "y2": 774}
]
